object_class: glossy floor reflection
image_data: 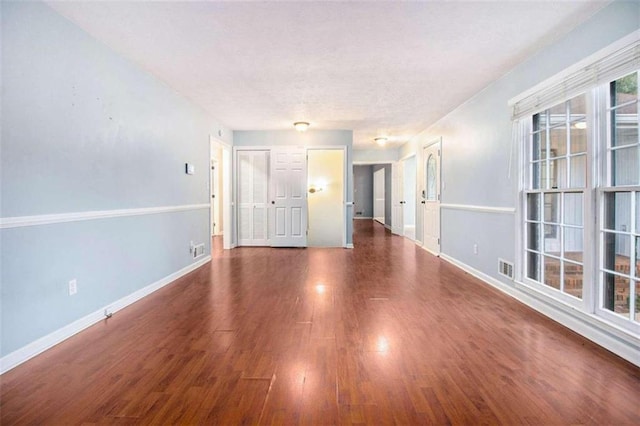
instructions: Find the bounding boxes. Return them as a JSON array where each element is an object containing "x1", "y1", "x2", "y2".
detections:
[{"x1": 2, "y1": 220, "x2": 639, "y2": 424}]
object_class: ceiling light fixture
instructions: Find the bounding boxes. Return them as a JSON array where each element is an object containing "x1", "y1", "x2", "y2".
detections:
[
  {"x1": 374, "y1": 137, "x2": 388, "y2": 146},
  {"x1": 294, "y1": 121, "x2": 310, "y2": 132}
]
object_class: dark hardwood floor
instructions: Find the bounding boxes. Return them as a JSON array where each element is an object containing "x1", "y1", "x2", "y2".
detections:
[{"x1": 2, "y1": 220, "x2": 639, "y2": 425}]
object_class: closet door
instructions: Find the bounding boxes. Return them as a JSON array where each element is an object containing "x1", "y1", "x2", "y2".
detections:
[
  {"x1": 270, "y1": 148, "x2": 307, "y2": 247},
  {"x1": 237, "y1": 150, "x2": 269, "y2": 246},
  {"x1": 392, "y1": 161, "x2": 404, "y2": 235}
]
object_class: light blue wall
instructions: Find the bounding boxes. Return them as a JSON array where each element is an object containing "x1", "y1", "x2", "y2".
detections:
[
  {"x1": 233, "y1": 130, "x2": 354, "y2": 246},
  {"x1": 1, "y1": 2, "x2": 229, "y2": 357},
  {"x1": 400, "y1": 0, "x2": 639, "y2": 284}
]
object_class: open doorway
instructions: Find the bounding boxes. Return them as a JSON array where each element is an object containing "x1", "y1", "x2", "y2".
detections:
[
  {"x1": 353, "y1": 165, "x2": 374, "y2": 219},
  {"x1": 210, "y1": 137, "x2": 232, "y2": 252},
  {"x1": 353, "y1": 163, "x2": 391, "y2": 230},
  {"x1": 373, "y1": 167, "x2": 385, "y2": 225},
  {"x1": 307, "y1": 148, "x2": 345, "y2": 247}
]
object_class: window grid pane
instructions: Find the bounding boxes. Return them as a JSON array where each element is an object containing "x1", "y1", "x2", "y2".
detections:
[
  {"x1": 609, "y1": 72, "x2": 640, "y2": 187},
  {"x1": 600, "y1": 189, "x2": 639, "y2": 323}
]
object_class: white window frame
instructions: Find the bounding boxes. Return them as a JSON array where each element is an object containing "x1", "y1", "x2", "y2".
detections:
[
  {"x1": 594, "y1": 79, "x2": 640, "y2": 333},
  {"x1": 513, "y1": 33, "x2": 640, "y2": 337},
  {"x1": 520, "y1": 93, "x2": 595, "y2": 312}
]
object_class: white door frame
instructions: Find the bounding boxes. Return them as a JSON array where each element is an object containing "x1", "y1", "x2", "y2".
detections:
[
  {"x1": 422, "y1": 138, "x2": 442, "y2": 255},
  {"x1": 401, "y1": 153, "x2": 417, "y2": 240},
  {"x1": 391, "y1": 161, "x2": 404, "y2": 235},
  {"x1": 210, "y1": 158, "x2": 218, "y2": 237}
]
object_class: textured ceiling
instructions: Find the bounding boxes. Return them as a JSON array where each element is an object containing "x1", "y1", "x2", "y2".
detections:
[{"x1": 48, "y1": 1, "x2": 608, "y2": 149}]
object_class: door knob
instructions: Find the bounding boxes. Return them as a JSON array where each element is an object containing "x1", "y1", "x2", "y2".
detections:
[
  {"x1": 271, "y1": 201, "x2": 275, "y2": 204},
  {"x1": 421, "y1": 201, "x2": 426, "y2": 204}
]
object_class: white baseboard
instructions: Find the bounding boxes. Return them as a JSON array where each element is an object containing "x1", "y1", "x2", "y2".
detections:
[
  {"x1": 353, "y1": 216, "x2": 373, "y2": 220},
  {"x1": 439, "y1": 253, "x2": 640, "y2": 367},
  {"x1": 403, "y1": 225, "x2": 416, "y2": 241},
  {"x1": 417, "y1": 241, "x2": 441, "y2": 256},
  {"x1": 345, "y1": 243, "x2": 354, "y2": 249},
  {"x1": 0, "y1": 256, "x2": 211, "y2": 375}
]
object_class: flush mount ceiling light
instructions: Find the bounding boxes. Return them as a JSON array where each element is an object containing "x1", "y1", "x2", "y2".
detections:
[
  {"x1": 374, "y1": 137, "x2": 388, "y2": 146},
  {"x1": 294, "y1": 121, "x2": 310, "y2": 132}
]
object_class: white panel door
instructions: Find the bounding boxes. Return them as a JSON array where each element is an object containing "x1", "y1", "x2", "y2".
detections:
[
  {"x1": 270, "y1": 148, "x2": 307, "y2": 247},
  {"x1": 373, "y1": 168, "x2": 385, "y2": 224},
  {"x1": 422, "y1": 143, "x2": 441, "y2": 255},
  {"x1": 237, "y1": 150, "x2": 269, "y2": 246},
  {"x1": 392, "y1": 161, "x2": 404, "y2": 235}
]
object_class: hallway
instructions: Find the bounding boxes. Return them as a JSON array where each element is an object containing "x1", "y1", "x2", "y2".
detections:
[{"x1": 2, "y1": 220, "x2": 639, "y2": 424}]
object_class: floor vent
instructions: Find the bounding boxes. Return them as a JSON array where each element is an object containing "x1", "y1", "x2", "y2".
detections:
[
  {"x1": 193, "y1": 243, "x2": 206, "y2": 258},
  {"x1": 498, "y1": 258, "x2": 514, "y2": 280}
]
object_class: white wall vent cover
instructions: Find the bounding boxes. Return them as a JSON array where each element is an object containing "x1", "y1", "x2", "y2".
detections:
[
  {"x1": 498, "y1": 258, "x2": 514, "y2": 280},
  {"x1": 193, "y1": 243, "x2": 206, "y2": 258}
]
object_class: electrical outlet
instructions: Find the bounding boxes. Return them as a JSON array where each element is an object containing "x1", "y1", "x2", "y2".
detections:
[
  {"x1": 68, "y1": 279, "x2": 77, "y2": 296},
  {"x1": 189, "y1": 241, "x2": 195, "y2": 254},
  {"x1": 473, "y1": 244, "x2": 478, "y2": 255}
]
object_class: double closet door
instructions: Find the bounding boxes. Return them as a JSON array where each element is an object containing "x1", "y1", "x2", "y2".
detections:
[{"x1": 237, "y1": 148, "x2": 307, "y2": 247}]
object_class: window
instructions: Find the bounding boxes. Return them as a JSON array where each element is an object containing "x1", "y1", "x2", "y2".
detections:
[
  {"x1": 525, "y1": 94, "x2": 586, "y2": 300},
  {"x1": 515, "y1": 38, "x2": 639, "y2": 335},
  {"x1": 426, "y1": 154, "x2": 437, "y2": 201},
  {"x1": 600, "y1": 72, "x2": 640, "y2": 323}
]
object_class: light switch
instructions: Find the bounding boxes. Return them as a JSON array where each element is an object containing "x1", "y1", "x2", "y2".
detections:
[{"x1": 185, "y1": 163, "x2": 195, "y2": 175}]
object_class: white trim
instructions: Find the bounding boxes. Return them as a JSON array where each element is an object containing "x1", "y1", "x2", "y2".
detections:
[
  {"x1": 440, "y1": 253, "x2": 640, "y2": 367},
  {"x1": 0, "y1": 204, "x2": 209, "y2": 229},
  {"x1": 509, "y1": 30, "x2": 640, "y2": 107},
  {"x1": 353, "y1": 216, "x2": 373, "y2": 220},
  {"x1": 0, "y1": 256, "x2": 211, "y2": 375},
  {"x1": 440, "y1": 203, "x2": 516, "y2": 214},
  {"x1": 353, "y1": 160, "x2": 395, "y2": 165},
  {"x1": 399, "y1": 152, "x2": 417, "y2": 162},
  {"x1": 346, "y1": 243, "x2": 354, "y2": 249},
  {"x1": 509, "y1": 31, "x2": 640, "y2": 119},
  {"x1": 420, "y1": 245, "x2": 440, "y2": 257},
  {"x1": 422, "y1": 137, "x2": 442, "y2": 150}
]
